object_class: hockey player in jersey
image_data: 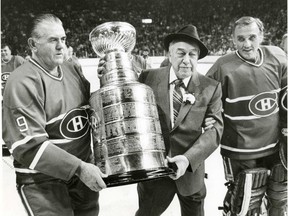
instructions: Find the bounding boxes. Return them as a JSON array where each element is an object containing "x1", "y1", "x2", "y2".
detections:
[
  {"x1": 206, "y1": 16, "x2": 287, "y2": 216},
  {"x1": 2, "y1": 14, "x2": 107, "y2": 216},
  {"x1": 1, "y1": 43, "x2": 25, "y2": 156},
  {"x1": 1, "y1": 43, "x2": 25, "y2": 95}
]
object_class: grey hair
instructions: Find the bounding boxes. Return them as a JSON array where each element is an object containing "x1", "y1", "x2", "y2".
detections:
[
  {"x1": 233, "y1": 16, "x2": 264, "y2": 34},
  {"x1": 28, "y1": 13, "x2": 63, "y2": 39}
]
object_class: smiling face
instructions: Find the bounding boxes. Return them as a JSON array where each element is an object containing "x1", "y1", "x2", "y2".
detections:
[
  {"x1": 168, "y1": 40, "x2": 199, "y2": 79},
  {"x1": 31, "y1": 21, "x2": 67, "y2": 70},
  {"x1": 1, "y1": 45, "x2": 12, "y2": 62},
  {"x1": 233, "y1": 21, "x2": 263, "y2": 62}
]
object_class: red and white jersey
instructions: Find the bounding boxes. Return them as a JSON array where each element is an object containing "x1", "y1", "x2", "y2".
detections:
[
  {"x1": 2, "y1": 58, "x2": 91, "y2": 183},
  {"x1": 1, "y1": 55, "x2": 25, "y2": 95},
  {"x1": 207, "y1": 46, "x2": 287, "y2": 160}
]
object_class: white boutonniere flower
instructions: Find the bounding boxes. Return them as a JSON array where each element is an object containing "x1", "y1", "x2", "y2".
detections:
[{"x1": 183, "y1": 93, "x2": 196, "y2": 105}]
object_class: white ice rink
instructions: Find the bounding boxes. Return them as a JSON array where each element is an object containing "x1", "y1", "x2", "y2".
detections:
[
  {"x1": 1, "y1": 148, "x2": 226, "y2": 216},
  {"x1": 1, "y1": 56, "x2": 226, "y2": 216}
]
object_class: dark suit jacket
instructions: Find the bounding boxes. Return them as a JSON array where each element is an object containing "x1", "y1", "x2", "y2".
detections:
[{"x1": 139, "y1": 66, "x2": 223, "y2": 196}]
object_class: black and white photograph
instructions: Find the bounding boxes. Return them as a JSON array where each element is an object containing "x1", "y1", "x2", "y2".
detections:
[{"x1": 1, "y1": 0, "x2": 287, "y2": 215}]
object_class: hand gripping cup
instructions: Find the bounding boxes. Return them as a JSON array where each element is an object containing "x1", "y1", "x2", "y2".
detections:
[{"x1": 89, "y1": 22, "x2": 174, "y2": 187}]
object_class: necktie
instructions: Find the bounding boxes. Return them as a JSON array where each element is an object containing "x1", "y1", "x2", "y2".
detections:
[{"x1": 173, "y1": 79, "x2": 184, "y2": 123}]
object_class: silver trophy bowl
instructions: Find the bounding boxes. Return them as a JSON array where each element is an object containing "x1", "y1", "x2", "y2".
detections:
[
  {"x1": 89, "y1": 22, "x2": 136, "y2": 58},
  {"x1": 89, "y1": 22, "x2": 138, "y2": 86},
  {"x1": 89, "y1": 22, "x2": 173, "y2": 187}
]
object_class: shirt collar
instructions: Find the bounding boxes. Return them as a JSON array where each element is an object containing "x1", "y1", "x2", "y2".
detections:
[{"x1": 169, "y1": 67, "x2": 190, "y2": 88}]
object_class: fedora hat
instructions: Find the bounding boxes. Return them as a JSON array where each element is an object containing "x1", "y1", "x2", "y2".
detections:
[{"x1": 164, "y1": 24, "x2": 208, "y2": 59}]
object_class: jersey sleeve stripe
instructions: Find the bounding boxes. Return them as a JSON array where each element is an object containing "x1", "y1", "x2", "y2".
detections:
[
  {"x1": 220, "y1": 142, "x2": 278, "y2": 153},
  {"x1": 11, "y1": 133, "x2": 48, "y2": 153},
  {"x1": 46, "y1": 114, "x2": 66, "y2": 125},
  {"x1": 15, "y1": 168, "x2": 40, "y2": 174},
  {"x1": 224, "y1": 113, "x2": 262, "y2": 120},
  {"x1": 50, "y1": 139, "x2": 73, "y2": 144},
  {"x1": 226, "y1": 95, "x2": 254, "y2": 103},
  {"x1": 224, "y1": 108, "x2": 279, "y2": 120},
  {"x1": 225, "y1": 88, "x2": 281, "y2": 103},
  {"x1": 29, "y1": 141, "x2": 49, "y2": 169},
  {"x1": 46, "y1": 105, "x2": 90, "y2": 125}
]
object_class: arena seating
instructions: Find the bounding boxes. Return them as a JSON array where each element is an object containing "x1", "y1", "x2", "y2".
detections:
[{"x1": 1, "y1": 0, "x2": 287, "y2": 58}]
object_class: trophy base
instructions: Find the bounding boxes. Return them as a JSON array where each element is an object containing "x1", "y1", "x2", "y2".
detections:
[{"x1": 103, "y1": 167, "x2": 175, "y2": 187}]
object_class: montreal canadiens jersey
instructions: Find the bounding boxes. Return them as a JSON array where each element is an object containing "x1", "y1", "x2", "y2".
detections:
[
  {"x1": 1, "y1": 55, "x2": 25, "y2": 95},
  {"x1": 2, "y1": 58, "x2": 91, "y2": 183},
  {"x1": 206, "y1": 46, "x2": 287, "y2": 160}
]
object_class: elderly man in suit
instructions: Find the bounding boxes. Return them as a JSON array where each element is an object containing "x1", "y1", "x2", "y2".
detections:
[{"x1": 135, "y1": 25, "x2": 223, "y2": 216}]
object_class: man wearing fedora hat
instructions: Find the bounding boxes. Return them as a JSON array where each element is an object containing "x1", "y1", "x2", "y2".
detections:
[{"x1": 135, "y1": 24, "x2": 223, "y2": 216}]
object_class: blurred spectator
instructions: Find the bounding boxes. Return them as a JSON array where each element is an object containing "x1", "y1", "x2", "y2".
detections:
[
  {"x1": 141, "y1": 46, "x2": 152, "y2": 69},
  {"x1": 24, "y1": 48, "x2": 32, "y2": 61},
  {"x1": 65, "y1": 45, "x2": 74, "y2": 60},
  {"x1": 65, "y1": 45, "x2": 82, "y2": 70},
  {"x1": 1, "y1": 43, "x2": 25, "y2": 95},
  {"x1": 160, "y1": 57, "x2": 170, "y2": 67},
  {"x1": 280, "y1": 33, "x2": 287, "y2": 54},
  {"x1": 132, "y1": 48, "x2": 140, "y2": 56},
  {"x1": 131, "y1": 54, "x2": 146, "y2": 76},
  {"x1": 1, "y1": 0, "x2": 287, "y2": 58}
]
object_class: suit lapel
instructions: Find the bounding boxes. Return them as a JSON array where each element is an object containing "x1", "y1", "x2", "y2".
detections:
[
  {"x1": 155, "y1": 67, "x2": 171, "y2": 130},
  {"x1": 172, "y1": 72, "x2": 201, "y2": 131}
]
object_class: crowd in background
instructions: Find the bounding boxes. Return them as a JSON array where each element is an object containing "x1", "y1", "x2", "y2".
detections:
[{"x1": 1, "y1": 0, "x2": 287, "y2": 58}]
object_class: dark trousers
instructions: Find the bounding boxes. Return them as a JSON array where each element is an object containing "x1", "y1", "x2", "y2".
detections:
[
  {"x1": 17, "y1": 176, "x2": 99, "y2": 216},
  {"x1": 135, "y1": 177, "x2": 206, "y2": 216}
]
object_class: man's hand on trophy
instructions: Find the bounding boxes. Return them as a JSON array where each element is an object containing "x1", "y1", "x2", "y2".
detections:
[
  {"x1": 97, "y1": 58, "x2": 107, "y2": 78},
  {"x1": 75, "y1": 161, "x2": 108, "y2": 192},
  {"x1": 166, "y1": 155, "x2": 189, "y2": 180}
]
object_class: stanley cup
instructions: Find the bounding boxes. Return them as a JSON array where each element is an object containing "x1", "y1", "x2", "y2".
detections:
[{"x1": 89, "y1": 22, "x2": 173, "y2": 187}]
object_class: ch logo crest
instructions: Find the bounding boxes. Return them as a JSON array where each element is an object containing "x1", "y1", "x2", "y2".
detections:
[
  {"x1": 249, "y1": 91, "x2": 278, "y2": 117},
  {"x1": 1, "y1": 72, "x2": 10, "y2": 82},
  {"x1": 60, "y1": 108, "x2": 90, "y2": 139},
  {"x1": 280, "y1": 88, "x2": 287, "y2": 111}
]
